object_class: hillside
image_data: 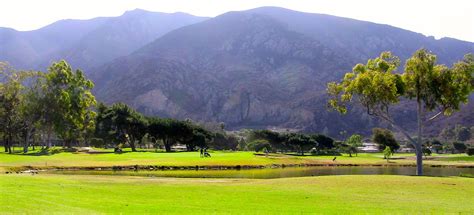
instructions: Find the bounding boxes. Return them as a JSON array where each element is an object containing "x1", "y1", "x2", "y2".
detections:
[
  {"x1": 0, "y1": 9, "x2": 207, "y2": 70},
  {"x1": 91, "y1": 7, "x2": 474, "y2": 136}
]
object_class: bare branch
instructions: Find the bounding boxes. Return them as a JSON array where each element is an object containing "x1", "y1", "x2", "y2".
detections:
[{"x1": 425, "y1": 111, "x2": 443, "y2": 122}]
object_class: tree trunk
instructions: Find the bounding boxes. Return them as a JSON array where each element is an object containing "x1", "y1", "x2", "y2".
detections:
[
  {"x1": 164, "y1": 138, "x2": 171, "y2": 152},
  {"x1": 415, "y1": 100, "x2": 424, "y2": 176},
  {"x1": 3, "y1": 136, "x2": 8, "y2": 152},
  {"x1": 23, "y1": 129, "x2": 31, "y2": 153},
  {"x1": 129, "y1": 137, "x2": 136, "y2": 152},
  {"x1": 6, "y1": 135, "x2": 12, "y2": 154},
  {"x1": 164, "y1": 144, "x2": 171, "y2": 152},
  {"x1": 46, "y1": 127, "x2": 52, "y2": 149}
]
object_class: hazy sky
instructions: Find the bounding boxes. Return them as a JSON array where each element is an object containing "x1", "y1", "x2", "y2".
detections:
[{"x1": 1, "y1": 0, "x2": 473, "y2": 42}]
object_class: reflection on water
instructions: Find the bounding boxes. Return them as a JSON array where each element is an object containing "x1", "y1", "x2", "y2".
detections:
[{"x1": 50, "y1": 166, "x2": 474, "y2": 179}]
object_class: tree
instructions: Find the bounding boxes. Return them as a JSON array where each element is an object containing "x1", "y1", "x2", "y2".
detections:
[
  {"x1": 372, "y1": 128, "x2": 400, "y2": 152},
  {"x1": 109, "y1": 103, "x2": 146, "y2": 152},
  {"x1": 328, "y1": 50, "x2": 473, "y2": 175},
  {"x1": 383, "y1": 146, "x2": 392, "y2": 161},
  {"x1": 310, "y1": 134, "x2": 335, "y2": 150},
  {"x1": 94, "y1": 103, "x2": 119, "y2": 147},
  {"x1": 247, "y1": 139, "x2": 271, "y2": 152},
  {"x1": 452, "y1": 142, "x2": 467, "y2": 153},
  {"x1": 148, "y1": 118, "x2": 176, "y2": 152},
  {"x1": 430, "y1": 139, "x2": 443, "y2": 153},
  {"x1": 0, "y1": 63, "x2": 32, "y2": 153},
  {"x1": 344, "y1": 134, "x2": 363, "y2": 157},
  {"x1": 454, "y1": 125, "x2": 471, "y2": 141},
  {"x1": 209, "y1": 132, "x2": 239, "y2": 150},
  {"x1": 18, "y1": 80, "x2": 42, "y2": 153},
  {"x1": 286, "y1": 133, "x2": 317, "y2": 155},
  {"x1": 439, "y1": 127, "x2": 456, "y2": 142},
  {"x1": 35, "y1": 61, "x2": 96, "y2": 148},
  {"x1": 251, "y1": 130, "x2": 288, "y2": 152}
]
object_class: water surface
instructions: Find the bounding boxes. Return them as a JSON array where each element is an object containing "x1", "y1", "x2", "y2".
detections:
[{"x1": 49, "y1": 166, "x2": 474, "y2": 179}]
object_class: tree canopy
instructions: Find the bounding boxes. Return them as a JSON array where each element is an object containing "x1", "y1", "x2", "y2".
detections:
[{"x1": 328, "y1": 49, "x2": 474, "y2": 175}]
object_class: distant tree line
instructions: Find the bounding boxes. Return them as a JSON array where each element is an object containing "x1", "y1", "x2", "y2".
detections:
[
  {"x1": 1, "y1": 60, "x2": 333, "y2": 155},
  {"x1": 246, "y1": 130, "x2": 335, "y2": 155}
]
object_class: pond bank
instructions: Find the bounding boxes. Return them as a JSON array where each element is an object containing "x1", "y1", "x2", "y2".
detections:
[{"x1": 6, "y1": 161, "x2": 474, "y2": 173}]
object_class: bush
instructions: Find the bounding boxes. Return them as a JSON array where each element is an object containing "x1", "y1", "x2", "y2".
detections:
[
  {"x1": 467, "y1": 148, "x2": 474, "y2": 156},
  {"x1": 453, "y1": 142, "x2": 467, "y2": 153},
  {"x1": 247, "y1": 139, "x2": 271, "y2": 152},
  {"x1": 90, "y1": 138, "x2": 104, "y2": 148},
  {"x1": 422, "y1": 147, "x2": 432, "y2": 156}
]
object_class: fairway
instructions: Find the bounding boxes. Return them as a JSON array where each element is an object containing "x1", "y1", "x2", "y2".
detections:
[
  {"x1": 1, "y1": 151, "x2": 473, "y2": 171},
  {"x1": 1, "y1": 174, "x2": 473, "y2": 214}
]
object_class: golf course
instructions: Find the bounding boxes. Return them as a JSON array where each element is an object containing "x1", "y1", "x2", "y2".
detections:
[{"x1": 1, "y1": 150, "x2": 474, "y2": 214}]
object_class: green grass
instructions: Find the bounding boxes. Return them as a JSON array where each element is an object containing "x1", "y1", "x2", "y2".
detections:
[
  {"x1": 1, "y1": 174, "x2": 473, "y2": 214},
  {"x1": 1, "y1": 149, "x2": 473, "y2": 170},
  {"x1": 0, "y1": 150, "x2": 309, "y2": 168}
]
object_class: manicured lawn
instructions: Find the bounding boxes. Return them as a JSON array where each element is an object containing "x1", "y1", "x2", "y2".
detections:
[
  {"x1": 1, "y1": 150, "x2": 473, "y2": 170},
  {"x1": 1, "y1": 174, "x2": 473, "y2": 214},
  {"x1": 0, "y1": 150, "x2": 310, "y2": 168}
]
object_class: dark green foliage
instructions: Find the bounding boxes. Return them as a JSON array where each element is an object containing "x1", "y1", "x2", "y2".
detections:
[
  {"x1": 372, "y1": 128, "x2": 400, "y2": 152},
  {"x1": 251, "y1": 130, "x2": 325, "y2": 155},
  {"x1": 310, "y1": 134, "x2": 335, "y2": 149},
  {"x1": 93, "y1": 103, "x2": 147, "y2": 151},
  {"x1": 467, "y1": 148, "x2": 474, "y2": 156},
  {"x1": 247, "y1": 139, "x2": 271, "y2": 152},
  {"x1": 455, "y1": 125, "x2": 471, "y2": 141},
  {"x1": 286, "y1": 133, "x2": 317, "y2": 155},
  {"x1": 147, "y1": 117, "x2": 212, "y2": 152},
  {"x1": 430, "y1": 139, "x2": 443, "y2": 153},
  {"x1": 209, "y1": 132, "x2": 239, "y2": 150},
  {"x1": 422, "y1": 147, "x2": 432, "y2": 157},
  {"x1": 452, "y1": 142, "x2": 467, "y2": 153}
]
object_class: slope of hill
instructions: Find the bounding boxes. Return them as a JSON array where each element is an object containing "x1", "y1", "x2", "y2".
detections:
[
  {"x1": 92, "y1": 7, "x2": 474, "y2": 136},
  {"x1": 248, "y1": 7, "x2": 474, "y2": 64},
  {"x1": 0, "y1": 17, "x2": 108, "y2": 69},
  {"x1": 0, "y1": 9, "x2": 207, "y2": 70},
  {"x1": 41, "y1": 9, "x2": 208, "y2": 70}
]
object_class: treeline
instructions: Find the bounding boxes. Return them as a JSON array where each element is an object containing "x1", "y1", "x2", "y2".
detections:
[
  {"x1": 94, "y1": 102, "x2": 214, "y2": 152},
  {"x1": 247, "y1": 130, "x2": 335, "y2": 155},
  {"x1": 1, "y1": 61, "x2": 96, "y2": 153},
  {"x1": 1, "y1": 60, "x2": 336, "y2": 154}
]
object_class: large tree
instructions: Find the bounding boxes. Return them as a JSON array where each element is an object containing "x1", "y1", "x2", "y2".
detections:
[
  {"x1": 328, "y1": 49, "x2": 473, "y2": 175},
  {"x1": 0, "y1": 63, "x2": 29, "y2": 153},
  {"x1": 35, "y1": 60, "x2": 96, "y2": 148},
  {"x1": 108, "y1": 103, "x2": 147, "y2": 152}
]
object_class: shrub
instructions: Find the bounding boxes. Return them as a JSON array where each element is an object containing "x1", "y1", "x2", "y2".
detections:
[
  {"x1": 247, "y1": 139, "x2": 271, "y2": 152},
  {"x1": 467, "y1": 148, "x2": 474, "y2": 156},
  {"x1": 453, "y1": 142, "x2": 467, "y2": 153}
]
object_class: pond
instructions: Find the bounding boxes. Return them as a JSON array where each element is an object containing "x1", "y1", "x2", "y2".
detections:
[{"x1": 47, "y1": 166, "x2": 474, "y2": 179}]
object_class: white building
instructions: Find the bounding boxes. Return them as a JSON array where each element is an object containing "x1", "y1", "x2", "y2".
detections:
[{"x1": 357, "y1": 142, "x2": 380, "y2": 153}]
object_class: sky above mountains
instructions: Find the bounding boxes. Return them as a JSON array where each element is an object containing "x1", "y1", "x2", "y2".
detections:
[{"x1": 0, "y1": 0, "x2": 473, "y2": 42}]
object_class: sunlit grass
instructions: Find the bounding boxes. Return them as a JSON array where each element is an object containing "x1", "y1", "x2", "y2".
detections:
[
  {"x1": 1, "y1": 174, "x2": 473, "y2": 214},
  {"x1": 0, "y1": 149, "x2": 472, "y2": 169}
]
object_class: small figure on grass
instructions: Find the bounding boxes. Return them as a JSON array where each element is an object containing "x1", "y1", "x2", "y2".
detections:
[{"x1": 203, "y1": 148, "x2": 211, "y2": 157}]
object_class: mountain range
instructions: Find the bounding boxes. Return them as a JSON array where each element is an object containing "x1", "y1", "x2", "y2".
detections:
[{"x1": 1, "y1": 7, "x2": 473, "y2": 137}]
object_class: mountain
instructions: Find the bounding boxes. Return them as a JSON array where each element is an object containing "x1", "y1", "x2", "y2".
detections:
[
  {"x1": 1, "y1": 17, "x2": 108, "y2": 69},
  {"x1": 0, "y1": 9, "x2": 207, "y2": 70},
  {"x1": 247, "y1": 7, "x2": 473, "y2": 65},
  {"x1": 91, "y1": 7, "x2": 473, "y2": 136}
]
